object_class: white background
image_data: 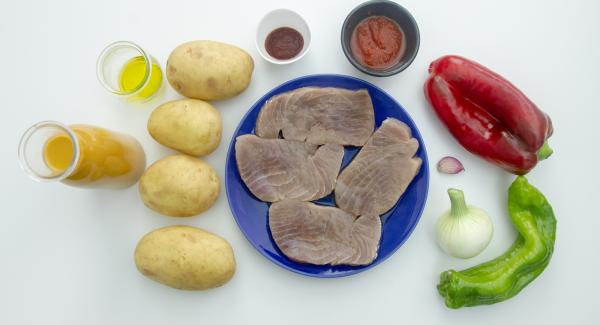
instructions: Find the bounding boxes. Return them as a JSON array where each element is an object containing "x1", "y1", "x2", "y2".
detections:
[{"x1": 1, "y1": 0, "x2": 599, "y2": 324}]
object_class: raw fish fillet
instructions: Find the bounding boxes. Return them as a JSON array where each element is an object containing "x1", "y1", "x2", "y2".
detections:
[
  {"x1": 256, "y1": 87, "x2": 375, "y2": 146},
  {"x1": 269, "y1": 200, "x2": 381, "y2": 266},
  {"x1": 235, "y1": 135, "x2": 344, "y2": 202},
  {"x1": 335, "y1": 118, "x2": 422, "y2": 216}
]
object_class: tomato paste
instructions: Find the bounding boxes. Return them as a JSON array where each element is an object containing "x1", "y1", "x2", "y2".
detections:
[{"x1": 350, "y1": 16, "x2": 405, "y2": 69}]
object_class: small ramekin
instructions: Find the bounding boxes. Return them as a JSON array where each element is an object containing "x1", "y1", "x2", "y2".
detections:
[
  {"x1": 256, "y1": 9, "x2": 311, "y2": 64},
  {"x1": 341, "y1": 0, "x2": 420, "y2": 77}
]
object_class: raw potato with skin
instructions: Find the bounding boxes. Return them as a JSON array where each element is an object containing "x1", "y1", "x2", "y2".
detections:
[
  {"x1": 139, "y1": 155, "x2": 220, "y2": 217},
  {"x1": 148, "y1": 99, "x2": 222, "y2": 156},
  {"x1": 166, "y1": 40, "x2": 254, "y2": 100},
  {"x1": 135, "y1": 225, "x2": 236, "y2": 290}
]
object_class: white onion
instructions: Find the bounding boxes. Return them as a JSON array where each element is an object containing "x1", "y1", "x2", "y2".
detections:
[{"x1": 436, "y1": 189, "x2": 493, "y2": 259}]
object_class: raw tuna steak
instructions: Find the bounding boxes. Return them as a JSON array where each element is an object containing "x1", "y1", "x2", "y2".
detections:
[
  {"x1": 335, "y1": 118, "x2": 422, "y2": 216},
  {"x1": 255, "y1": 87, "x2": 375, "y2": 146},
  {"x1": 269, "y1": 200, "x2": 381, "y2": 266},
  {"x1": 235, "y1": 135, "x2": 344, "y2": 202}
]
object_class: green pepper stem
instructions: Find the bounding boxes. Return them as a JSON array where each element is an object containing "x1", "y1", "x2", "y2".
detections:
[
  {"x1": 448, "y1": 188, "x2": 469, "y2": 218},
  {"x1": 538, "y1": 141, "x2": 553, "y2": 161}
]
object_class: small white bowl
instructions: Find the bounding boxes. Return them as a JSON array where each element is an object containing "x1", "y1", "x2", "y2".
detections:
[{"x1": 256, "y1": 9, "x2": 311, "y2": 64}]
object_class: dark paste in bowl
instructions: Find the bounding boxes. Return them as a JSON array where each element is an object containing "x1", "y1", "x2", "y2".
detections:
[{"x1": 341, "y1": 0, "x2": 420, "y2": 77}]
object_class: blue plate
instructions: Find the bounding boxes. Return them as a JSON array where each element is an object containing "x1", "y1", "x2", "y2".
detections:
[{"x1": 225, "y1": 74, "x2": 429, "y2": 278}]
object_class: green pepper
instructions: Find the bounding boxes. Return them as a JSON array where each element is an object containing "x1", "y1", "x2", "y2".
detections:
[{"x1": 437, "y1": 176, "x2": 556, "y2": 308}]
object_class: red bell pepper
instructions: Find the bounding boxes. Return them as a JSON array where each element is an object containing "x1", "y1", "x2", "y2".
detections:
[{"x1": 424, "y1": 55, "x2": 553, "y2": 175}]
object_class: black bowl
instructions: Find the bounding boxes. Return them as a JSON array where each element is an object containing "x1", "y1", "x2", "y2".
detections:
[{"x1": 341, "y1": 0, "x2": 420, "y2": 77}]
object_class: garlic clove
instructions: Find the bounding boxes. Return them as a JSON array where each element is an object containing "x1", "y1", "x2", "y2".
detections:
[{"x1": 437, "y1": 156, "x2": 465, "y2": 174}]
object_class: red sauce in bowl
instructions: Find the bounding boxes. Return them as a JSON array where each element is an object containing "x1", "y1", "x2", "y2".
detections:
[
  {"x1": 350, "y1": 16, "x2": 405, "y2": 70},
  {"x1": 265, "y1": 27, "x2": 304, "y2": 60}
]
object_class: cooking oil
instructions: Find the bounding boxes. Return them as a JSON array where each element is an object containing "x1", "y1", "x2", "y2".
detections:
[
  {"x1": 119, "y1": 56, "x2": 162, "y2": 100},
  {"x1": 43, "y1": 134, "x2": 74, "y2": 172}
]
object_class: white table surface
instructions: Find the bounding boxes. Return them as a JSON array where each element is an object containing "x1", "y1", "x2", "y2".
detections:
[{"x1": 2, "y1": 0, "x2": 599, "y2": 324}]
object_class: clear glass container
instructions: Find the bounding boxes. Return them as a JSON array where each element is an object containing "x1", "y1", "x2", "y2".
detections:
[
  {"x1": 96, "y1": 41, "x2": 164, "y2": 102},
  {"x1": 18, "y1": 121, "x2": 146, "y2": 189}
]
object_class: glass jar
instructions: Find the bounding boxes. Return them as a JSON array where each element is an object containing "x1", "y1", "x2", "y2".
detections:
[
  {"x1": 18, "y1": 121, "x2": 146, "y2": 189},
  {"x1": 96, "y1": 41, "x2": 164, "y2": 102}
]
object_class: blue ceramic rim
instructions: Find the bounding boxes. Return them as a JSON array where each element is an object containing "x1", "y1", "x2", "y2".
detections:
[{"x1": 225, "y1": 74, "x2": 429, "y2": 278}]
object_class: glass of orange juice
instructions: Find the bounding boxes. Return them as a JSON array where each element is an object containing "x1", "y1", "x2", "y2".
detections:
[
  {"x1": 96, "y1": 41, "x2": 163, "y2": 102},
  {"x1": 18, "y1": 121, "x2": 146, "y2": 189}
]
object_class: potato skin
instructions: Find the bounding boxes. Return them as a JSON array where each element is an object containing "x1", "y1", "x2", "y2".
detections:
[
  {"x1": 139, "y1": 155, "x2": 220, "y2": 217},
  {"x1": 134, "y1": 225, "x2": 236, "y2": 290},
  {"x1": 148, "y1": 99, "x2": 222, "y2": 156},
  {"x1": 166, "y1": 40, "x2": 254, "y2": 100}
]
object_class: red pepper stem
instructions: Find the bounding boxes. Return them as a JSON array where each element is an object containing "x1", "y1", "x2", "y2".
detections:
[{"x1": 537, "y1": 141, "x2": 554, "y2": 161}]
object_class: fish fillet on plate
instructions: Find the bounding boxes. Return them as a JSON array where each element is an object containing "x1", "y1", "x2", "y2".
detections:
[
  {"x1": 269, "y1": 200, "x2": 381, "y2": 266},
  {"x1": 335, "y1": 118, "x2": 422, "y2": 216},
  {"x1": 235, "y1": 135, "x2": 344, "y2": 202},
  {"x1": 255, "y1": 87, "x2": 375, "y2": 146}
]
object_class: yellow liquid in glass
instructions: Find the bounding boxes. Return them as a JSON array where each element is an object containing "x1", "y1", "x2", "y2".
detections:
[
  {"x1": 42, "y1": 125, "x2": 146, "y2": 187},
  {"x1": 44, "y1": 135, "x2": 74, "y2": 172},
  {"x1": 119, "y1": 56, "x2": 162, "y2": 100}
]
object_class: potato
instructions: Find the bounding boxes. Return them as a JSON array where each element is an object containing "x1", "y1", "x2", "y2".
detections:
[
  {"x1": 135, "y1": 225, "x2": 235, "y2": 290},
  {"x1": 166, "y1": 40, "x2": 254, "y2": 100},
  {"x1": 139, "y1": 154, "x2": 220, "y2": 217},
  {"x1": 148, "y1": 99, "x2": 222, "y2": 156}
]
